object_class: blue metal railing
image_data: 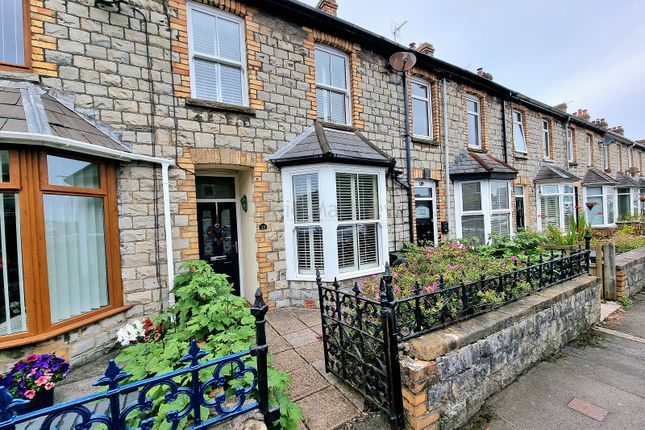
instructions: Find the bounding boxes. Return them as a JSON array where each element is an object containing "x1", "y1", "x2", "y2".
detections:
[{"x1": 0, "y1": 289, "x2": 279, "y2": 430}]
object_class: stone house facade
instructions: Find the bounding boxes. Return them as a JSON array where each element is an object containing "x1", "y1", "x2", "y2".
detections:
[{"x1": 0, "y1": 0, "x2": 643, "y2": 367}]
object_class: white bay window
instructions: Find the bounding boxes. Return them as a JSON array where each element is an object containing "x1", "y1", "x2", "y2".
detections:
[
  {"x1": 538, "y1": 183, "x2": 575, "y2": 230},
  {"x1": 455, "y1": 180, "x2": 512, "y2": 243},
  {"x1": 283, "y1": 165, "x2": 387, "y2": 281},
  {"x1": 584, "y1": 186, "x2": 616, "y2": 227}
]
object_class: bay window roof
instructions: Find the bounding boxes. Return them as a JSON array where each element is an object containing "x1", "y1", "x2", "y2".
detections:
[
  {"x1": 270, "y1": 121, "x2": 394, "y2": 168},
  {"x1": 449, "y1": 150, "x2": 517, "y2": 181},
  {"x1": 582, "y1": 167, "x2": 618, "y2": 186},
  {"x1": 533, "y1": 163, "x2": 580, "y2": 183},
  {"x1": 614, "y1": 172, "x2": 639, "y2": 188}
]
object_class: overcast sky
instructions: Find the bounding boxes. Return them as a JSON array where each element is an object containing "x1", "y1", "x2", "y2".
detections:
[{"x1": 301, "y1": 0, "x2": 645, "y2": 139}]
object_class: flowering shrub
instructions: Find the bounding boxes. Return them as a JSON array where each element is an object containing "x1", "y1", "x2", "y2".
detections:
[
  {"x1": 116, "y1": 319, "x2": 164, "y2": 346},
  {"x1": 0, "y1": 354, "x2": 70, "y2": 399}
]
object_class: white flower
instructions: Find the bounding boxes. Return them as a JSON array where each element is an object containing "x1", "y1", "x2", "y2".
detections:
[{"x1": 116, "y1": 320, "x2": 146, "y2": 346}]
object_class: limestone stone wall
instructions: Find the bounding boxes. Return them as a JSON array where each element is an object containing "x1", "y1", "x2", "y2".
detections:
[
  {"x1": 400, "y1": 275, "x2": 600, "y2": 430},
  {"x1": 615, "y1": 247, "x2": 645, "y2": 298}
]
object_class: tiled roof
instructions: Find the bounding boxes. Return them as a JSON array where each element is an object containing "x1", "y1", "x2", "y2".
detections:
[
  {"x1": 533, "y1": 163, "x2": 580, "y2": 183},
  {"x1": 270, "y1": 122, "x2": 394, "y2": 167},
  {"x1": 581, "y1": 168, "x2": 618, "y2": 186},
  {"x1": 614, "y1": 172, "x2": 639, "y2": 188},
  {"x1": 0, "y1": 81, "x2": 128, "y2": 152},
  {"x1": 449, "y1": 150, "x2": 517, "y2": 180}
]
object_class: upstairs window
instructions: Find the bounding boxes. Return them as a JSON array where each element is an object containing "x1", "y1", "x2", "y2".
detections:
[
  {"x1": 586, "y1": 134, "x2": 593, "y2": 166},
  {"x1": 467, "y1": 95, "x2": 482, "y2": 149},
  {"x1": 315, "y1": 45, "x2": 350, "y2": 124},
  {"x1": 411, "y1": 79, "x2": 433, "y2": 138},
  {"x1": 602, "y1": 144, "x2": 610, "y2": 170},
  {"x1": 0, "y1": 0, "x2": 27, "y2": 68},
  {"x1": 542, "y1": 120, "x2": 551, "y2": 159},
  {"x1": 628, "y1": 147, "x2": 634, "y2": 169},
  {"x1": 188, "y1": 3, "x2": 246, "y2": 105},
  {"x1": 512, "y1": 110, "x2": 527, "y2": 153},
  {"x1": 567, "y1": 127, "x2": 574, "y2": 163}
]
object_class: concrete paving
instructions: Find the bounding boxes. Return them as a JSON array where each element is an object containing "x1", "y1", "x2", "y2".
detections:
[{"x1": 466, "y1": 291, "x2": 645, "y2": 430}]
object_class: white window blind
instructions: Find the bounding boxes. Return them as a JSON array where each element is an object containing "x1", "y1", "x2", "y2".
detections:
[
  {"x1": 412, "y1": 80, "x2": 432, "y2": 137},
  {"x1": 540, "y1": 195, "x2": 560, "y2": 228},
  {"x1": 467, "y1": 96, "x2": 481, "y2": 148},
  {"x1": 512, "y1": 111, "x2": 527, "y2": 153},
  {"x1": 315, "y1": 46, "x2": 350, "y2": 124},
  {"x1": 189, "y1": 6, "x2": 245, "y2": 105},
  {"x1": 293, "y1": 174, "x2": 323, "y2": 275},
  {"x1": 0, "y1": 0, "x2": 25, "y2": 66}
]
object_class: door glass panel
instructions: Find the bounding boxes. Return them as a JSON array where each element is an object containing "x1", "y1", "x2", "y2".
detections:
[
  {"x1": 47, "y1": 155, "x2": 100, "y2": 188},
  {"x1": 0, "y1": 151, "x2": 9, "y2": 182},
  {"x1": 44, "y1": 195, "x2": 109, "y2": 323},
  {"x1": 0, "y1": 194, "x2": 26, "y2": 336},
  {"x1": 196, "y1": 176, "x2": 235, "y2": 199}
]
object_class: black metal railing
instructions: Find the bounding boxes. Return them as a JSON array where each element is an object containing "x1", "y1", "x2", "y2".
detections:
[
  {"x1": 317, "y1": 240, "x2": 591, "y2": 428},
  {"x1": 0, "y1": 289, "x2": 279, "y2": 430}
]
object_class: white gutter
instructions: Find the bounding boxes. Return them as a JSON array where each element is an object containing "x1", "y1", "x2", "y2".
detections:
[
  {"x1": 441, "y1": 78, "x2": 452, "y2": 239},
  {"x1": 0, "y1": 131, "x2": 177, "y2": 296}
]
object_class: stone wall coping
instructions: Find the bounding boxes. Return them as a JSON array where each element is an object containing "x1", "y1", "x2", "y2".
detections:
[
  {"x1": 615, "y1": 247, "x2": 645, "y2": 270},
  {"x1": 408, "y1": 275, "x2": 599, "y2": 361}
]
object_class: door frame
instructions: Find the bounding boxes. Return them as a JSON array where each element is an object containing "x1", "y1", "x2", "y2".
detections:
[
  {"x1": 195, "y1": 173, "x2": 245, "y2": 298},
  {"x1": 414, "y1": 179, "x2": 438, "y2": 246}
]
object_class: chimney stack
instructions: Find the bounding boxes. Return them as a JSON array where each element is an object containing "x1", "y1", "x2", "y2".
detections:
[
  {"x1": 476, "y1": 67, "x2": 493, "y2": 80},
  {"x1": 416, "y1": 42, "x2": 435, "y2": 57},
  {"x1": 592, "y1": 118, "x2": 608, "y2": 128},
  {"x1": 572, "y1": 108, "x2": 591, "y2": 121},
  {"x1": 609, "y1": 126, "x2": 624, "y2": 136},
  {"x1": 316, "y1": 0, "x2": 338, "y2": 16},
  {"x1": 553, "y1": 102, "x2": 568, "y2": 112}
]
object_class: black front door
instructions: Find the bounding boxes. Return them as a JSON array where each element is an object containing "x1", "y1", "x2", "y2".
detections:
[{"x1": 197, "y1": 202, "x2": 240, "y2": 295}]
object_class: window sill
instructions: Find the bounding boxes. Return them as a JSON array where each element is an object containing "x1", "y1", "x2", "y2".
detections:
[
  {"x1": 514, "y1": 153, "x2": 528, "y2": 160},
  {"x1": 287, "y1": 265, "x2": 384, "y2": 283},
  {"x1": 0, "y1": 68, "x2": 39, "y2": 82},
  {"x1": 185, "y1": 98, "x2": 256, "y2": 116},
  {"x1": 412, "y1": 136, "x2": 440, "y2": 146},
  {"x1": 543, "y1": 158, "x2": 556, "y2": 163},
  {"x1": 568, "y1": 162, "x2": 578, "y2": 167},
  {"x1": 467, "y1": 147, "x2": 486, "y2": 154},
  {"x1": 0, "y1": 305, "x2": 132, "y2": 350}
]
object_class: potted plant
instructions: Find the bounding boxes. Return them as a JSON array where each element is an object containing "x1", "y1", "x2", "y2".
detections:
[{"x1": 0, "y1": 353, "x2": 70, "y2": 412}]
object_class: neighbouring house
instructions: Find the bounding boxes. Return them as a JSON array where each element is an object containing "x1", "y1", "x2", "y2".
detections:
[{"x1": 0, "y1": 0, "x2": 643, "y2": 367}]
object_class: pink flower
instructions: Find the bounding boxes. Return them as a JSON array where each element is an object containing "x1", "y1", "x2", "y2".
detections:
[
  {"x1": 35, "y1": 376, "x2": 49, "y2": 386},
  {"x1": 45, "y1": 382, "x2": 55, "y2": 391},
  {"x1": 153, "y1": 333, "x2": 161, "y2": 340},
  {"x1": 24, "y1": 390, "x2": 36, "y2": 399},
  {"x1": 143, "y1": 336, "x2": 151, "y2": 342},
  {"x1": 26, "y1": 354, "x2": 38, "y2": 363},
  {"x1": 511, "y1": 256, "x2": 517, "y2": 263}
]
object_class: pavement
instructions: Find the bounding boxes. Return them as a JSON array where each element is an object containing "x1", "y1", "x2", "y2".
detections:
[{"x1": 464, "y1": 291, "x2": 645, "y2": 430}]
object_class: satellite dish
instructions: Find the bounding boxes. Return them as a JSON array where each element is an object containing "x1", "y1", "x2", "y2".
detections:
[
  {"x1": 601, "y1": 135, "x2": 615, "y2": 146},
  {"x1": 389, "y1": 52, "x2": 417, "y2": 72}
]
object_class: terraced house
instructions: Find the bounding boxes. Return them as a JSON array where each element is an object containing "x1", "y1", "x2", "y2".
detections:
[{"x1": 0, "y1": 0, "x2": 643, "y2": 365}]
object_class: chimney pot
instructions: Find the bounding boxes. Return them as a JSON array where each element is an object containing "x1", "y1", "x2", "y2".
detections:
[
  {"x1": 554, "y1": 102, "x2": 568, "y2": 112},
  {"x1": 416, "y1": 42, "x2": 435, "y2": 57},
  {"x1": 316, "y1": 0, "x2": 338, "y2": 16}
]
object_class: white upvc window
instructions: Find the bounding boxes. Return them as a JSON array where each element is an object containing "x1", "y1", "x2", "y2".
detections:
[
  {"x1": 586, "y1": 134, "x2": 593, "y2": 167},
  {"x1": 537, "y1": 183, "x2": 575, "y2": 230},
  {"x1": 466, "y1": 95, "x2": 482, "y2": 149},
  {"x1": 282, "y1": 164, "x2": 388, "y2": 281},
  {"x1": 512, "y1": 110, "x2": 527, "y2": 153},
  {"x1": 567, "y1": 127, "x2": 574, "y2": 163},
  {"x1": 315, "y1": 45, "x2": 351, "y2": 125},
  {"x1": 628, "y1": 147, "x2": 634, "y2": 169},
  {"x1": 584, "y1": 186, "x2": 616, "y2": 227},
  {"x1": 411, "y1": 79, "x2": 433, "y2": 138},
  {"x1": 187, "y1": 2, "x2": 247, "y2": 105},
  {"x1": 542, "y1": 120, "x2": 551, "y2": 159},
  {"x1": 602, "y1": 144, "x2": 610, "y2": 170},
  {"x1": 455, "y1": 180, "x2": 511, "y2": 244},
  {"x1": 617, "y1": 187, "x2": 638, "y2": 221}
]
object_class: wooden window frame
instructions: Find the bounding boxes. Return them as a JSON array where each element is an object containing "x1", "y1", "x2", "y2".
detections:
[
  {"x1": 0, "y1": 0, "x2": 32, "y2": 72},
  {"x1": 0, "y1": 148, "x2": 126, "y2": 349}
]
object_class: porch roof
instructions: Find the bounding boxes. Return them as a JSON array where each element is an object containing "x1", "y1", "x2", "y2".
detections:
[
  {"x1": 449, "y1": 150, "x2": 518, "y2": 180},
  {"x1": 533, "y1": 163, "x2": 580, "y2": 183},
  {"x1": 582, "y1": 168, "x2": 618, "y2": 186},
  {"x1": 270, "y1": 121, "x2": 395, "y2": 168}
]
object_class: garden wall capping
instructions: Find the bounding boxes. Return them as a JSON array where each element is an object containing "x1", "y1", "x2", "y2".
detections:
[
  {"x1": 400, "y1": 275, "x2": 600, "y2": 430},
  {"x1": 615, "y1": 247, "x2": 645, "y2": 298}
]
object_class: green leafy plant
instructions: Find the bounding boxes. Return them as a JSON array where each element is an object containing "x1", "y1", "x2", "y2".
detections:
[
  {"x1": 619, "y1": 296, "x2": 634, "y2": 310},
  {"x1": 113, "y1": 261, "x2": 303, "y2": 430}
]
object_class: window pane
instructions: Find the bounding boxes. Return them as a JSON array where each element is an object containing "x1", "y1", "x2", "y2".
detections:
[
  {"x1": 0, "y1": 151, "x2": 9, "y2": 182},
  {"x1": 357, "y1": 174, "x2": 378, "y2": 220},
  {"x1": 47, "y1": 155, "x2": 100, "y2": 188},
  {"x1": 220, "y1": 64, "x2": 243, "y2": 105},
  {"x1": 461, "y1": 215, "x2": 485, "y2": 244},
  {"x1": 0, "y1": 0, "x2": 25, "y2": 65},
  {"x1": 514, "y1": 186, "x2": 524, "y2": 197},
  {"x1": 0, "y1": 194, "x2": 25, "y2": 336},
  {"x1": 563, "y1": 195, "x2": 574, "y2": 220},
  {"x1": 461, "y1": 182, "x2": 482, "y2": 211},
  {"x1": 296, "y1": 226, "x2": 323, "y2": 274},
  {"x1": 467, "y1": 99, "x2": 478, "y2": 113},
  {"x1": 491, "y1": 182, "x2": 509, "y2": 210},
  {"x1": 491, "y1": 213, "x2": 510, "y2": 236},
  {"x1": 216, "y1": 17, "x2": 241, "y2": 62},
  {"x1": 337, "y1": 225, "x2": 356, "y2": 271},
  {"x1": 513, "y1": 122, "x2": 527, "y2": 152},
  {"x1": 586, "y1": 186, "x2": 602, "y2": 196},
  {"x1": 330, "y1": 54, "x2": 347, "y2": 89},
  {"x1": 293, "y1": 174, "x2": 319, "y2": 223},
  {"x1": 194, "y1": 59, "x2": 219, "y2": 101},
  {"x1": 196, "y1": 176, "x2": 235, "y2": 199},
  {"x1": 358, "y1": 223, "x2": 378, "y2": 268},
  {"x1": 315, "y1": 48, "x2": 330, "y2": 86},
  {"x1": 468, "y1": 113, "x2": 480, "y2": 147},
  {"x1": 412, "y1": 82, "x2": 427, "y2": 98},
  {"x1": 191, "y1": 11, "x2": 216, "y2": 56},
  {"x1": 329, "y1": 91, "x2": 347, "y2": 124},
  {"x1": 412, "y1": 98, "x2": 430, "y2": 136},
  {"x1": 607, "y1": 194, "x2": 615, "y2": 223},
  {"x1": 618, "y1": 194, "x2": 631, "y2": 219},
  {"x1": 414, "y1": 182, "x2": 432, "y2": 198},
  {"x1": 44, "y1": 195, "x2": 109, "y2": 323},
  {"x1": 541, "y1": 195, "x2": 560, "y2": 228},
  {"x1": 316, "y1": 88, "x2": 329, "y2": 121},
  {"x1": 540, "y1": 185, "x2": 559, "y2": 194},
  {"x1": 587, "y1": 196, "x2": 604, "y2": 225},
  {"x1": 336, "y1": 173, "x2": 354, "y2": 221}
]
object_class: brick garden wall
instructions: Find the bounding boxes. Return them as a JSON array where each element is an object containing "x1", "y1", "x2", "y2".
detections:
[{"x1": 615, "y1": 247, "x2": 645, "y2": 299}]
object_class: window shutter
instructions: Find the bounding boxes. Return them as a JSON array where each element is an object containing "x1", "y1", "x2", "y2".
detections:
[
  {"x1": 491, "y1": 182, "x2": 509, "y2": 210},
  {"x1": 329, "y1": 91, "x2": 347, "y2": 124},
  {"x1": 541, "y1": 196, "x2": 560, "y2": 228},
  {"x1": 461, "y1": 182, "x2": 482, "y2": 211},
  {"x1": 293, "y1": 174, "x2": 319, "y2": 223},
  {"x1": 296, "y1": 227, "x2": 323, "y2": 274},
  {"x1": 358, "y1": 224, "x2": 378, "y2": 267},
  {"x1": 336, "y1": 173, "x2": 354, "y2": 221},
  {"x1": 357, "y1": 174, "x2": 378, "y2": 220},
  {"x1": 337, "y1": 225, "x2": 356, "y2": 270},
  {"x1": 193, "y1": 60, "x2": 219, "y2": 101},
  {"x1": 216, "y1": 17, "x2": 241, "y2": 61},
  {"x1": 220, "y1": 64, "x2": 243, "y2": 105}
]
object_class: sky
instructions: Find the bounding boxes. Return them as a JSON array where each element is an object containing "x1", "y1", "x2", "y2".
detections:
[{"x1": 301, "y1": 0, "x2": 645, "y2": 140}]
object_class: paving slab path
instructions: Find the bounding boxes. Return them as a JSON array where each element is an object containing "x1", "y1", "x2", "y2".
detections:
[
  {"x1": 465, "y1": 291, "x2": 645, "y2": 430},
  {"x1": 266, "y1": 307, "x2": 388, "y2": 430}
]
